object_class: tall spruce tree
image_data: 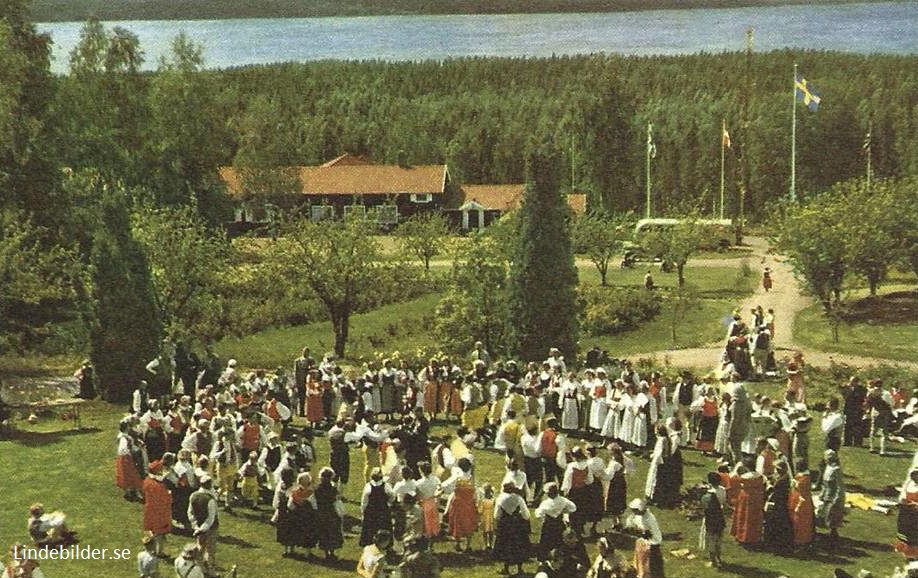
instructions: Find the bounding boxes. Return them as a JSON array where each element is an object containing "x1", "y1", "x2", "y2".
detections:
[
  {"x1": 89, "y1": 185, "x2": 162, "y2": 402},
  {"x1": 508, "y1": 143, "x2": 579, "y2": 363}
]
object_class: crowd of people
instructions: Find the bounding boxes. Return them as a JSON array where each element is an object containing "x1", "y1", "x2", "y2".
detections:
[{"x1": 4, "y1": 329, "x2": 918, "y2": 578}]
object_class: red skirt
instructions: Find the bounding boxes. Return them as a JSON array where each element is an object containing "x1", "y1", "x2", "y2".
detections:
[
  {"x1": 423, "y1": 382, "x2": 439, "y2": 414},
  {"x1": 447, "y1": 487, "x2": 478, "y2": 539},
  {"x1": 116, "y1": 455, "x2": 143, "y2": 491},
  {"x1": 420, "y1": 496, "x2": 440, "y2": 537}
]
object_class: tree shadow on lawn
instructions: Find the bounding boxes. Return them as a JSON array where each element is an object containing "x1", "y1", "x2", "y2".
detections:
[
  {"x1": 218, "y1": 534, "x2": 259, "y2": 549},
  {"x1": 5, "y1": 426, "x2": 102, "y2": 447},
  {"x1": 435, "y1": 550, "x2": 499, "y2": 568}
]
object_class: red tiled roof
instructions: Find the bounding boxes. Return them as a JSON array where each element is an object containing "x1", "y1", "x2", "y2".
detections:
[
  {"x1": 459, "y1": 184, "x2": 587, "y2": 214},
  {"x1": 220, "y1": 163, "x2": 448, "y2": 198}
]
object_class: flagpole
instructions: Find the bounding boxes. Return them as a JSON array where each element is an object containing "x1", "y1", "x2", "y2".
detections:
[
  {"x1": 646, "y1": 122, "x2": 652, "y2": 219},
  {"x1": 791, "y1": 63, "x2": 797, "y2": 202},
  {"x1": 865, "y1": 120, "x2": 872, "y2": 192},
  {"x1": 720, "y1": 118, "x2": 726, "y2": 220}
]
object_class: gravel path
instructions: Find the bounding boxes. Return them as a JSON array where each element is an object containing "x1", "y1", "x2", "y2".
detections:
[{"x1": 628, "y1": 236, "x2": 918, "y2": 371}]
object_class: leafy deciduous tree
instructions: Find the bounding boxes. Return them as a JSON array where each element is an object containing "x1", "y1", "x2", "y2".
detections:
[
  {"x1": 572, "y1": 211, "x2": 633, "y2": 286},
  {"x1": 395, "y1": 212, "x2": 451, "y2": 271}
]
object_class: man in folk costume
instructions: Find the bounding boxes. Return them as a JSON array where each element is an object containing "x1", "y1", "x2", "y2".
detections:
[
  {"x1": 143, "y1": 460, "x2": 173, "y2": 558},
  {"x1": 258, "y1": 432, "x2": 283, "y2": 489},
  {"x1": 520, "y1": 424, "x2": 545, "y2": 504},
  {"x1": 562, "y1": 447, "x2": 594, "y2": 537},
  {"x1": 236, "y1": 414, "x2": 265, "y2": 461},
  {"x1": 817, "y1": 449, "x2": 846, "y2": 543},
  {"x1": 841, "y1": 376, "x2": 868, "y2": 447},
  {"x1": 211, "y1": 427, "x2": 239, "y2": 509},
  {"x1": 866, "y1": 380, "x2": 895, "y2": 456},
  {"x1": 356, "y1": 413, "x2": 388, "y2": 483},
  {"x1": 460, "y1": 379, "x2": 488, "y2": 433},
  {"x1": 625, "y1": 498, "x2": 665, "y2": 578},
  {"x1": 237, "y1": 451, "x2": 264, "y2": 508},
  {"x1": 132, "y1": 380, "x2": 151, "y2": 416},
  {"x1": 540, "y1": 417, "x2": 565, "y2": 485},
  {"x1": 182, "y1": 419, "x2": 213, "y2": 464},
  {"x1": 699, "y1": 472, "x2": 726, "y2": 568},
  {"x1": 117, "y1": 417, "x2": 145, "y2": 501},
  {"x1": 188, "y1": 476, "x2": 219, "y2": 577}
]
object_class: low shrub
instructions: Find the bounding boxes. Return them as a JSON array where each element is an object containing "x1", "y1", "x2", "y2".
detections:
[{"x1": 580, "y1": 286, "x2": 663, "y2": 336}]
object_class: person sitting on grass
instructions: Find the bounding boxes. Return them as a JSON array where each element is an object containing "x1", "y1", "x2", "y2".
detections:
[
  {"x1": 27, "y1": 503, "x2": 77, "y2": 548},
  {"x1": 5, "y1": 543, "x2": 47, "y2": 578}
]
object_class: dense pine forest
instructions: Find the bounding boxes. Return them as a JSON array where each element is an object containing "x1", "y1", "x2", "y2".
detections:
[
  {"x1": 28, "y1": 0, "x2": 887, "y2": 23},
  {"x1": 3, "y1": 14, "x2": 916, "y2": 225}
]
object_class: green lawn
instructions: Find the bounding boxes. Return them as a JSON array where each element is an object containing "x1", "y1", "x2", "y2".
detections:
[
  {"x1": 793, "y1": 287, "x2": 918, "y2": 363},
  {"x1": 1, "y1": 402, "x2": 914, "y2": 578}
]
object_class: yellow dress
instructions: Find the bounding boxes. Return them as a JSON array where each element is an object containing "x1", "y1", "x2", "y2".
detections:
[{"x1": 478, "y1": 497, "x2": 495, "y2": 533}]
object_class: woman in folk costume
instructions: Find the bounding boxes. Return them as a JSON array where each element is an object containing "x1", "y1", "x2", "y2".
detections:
[
  {"x1": 763, "y1": 462, "x2": 794, "y2": 552},
  {"x1": 600, "y1": 379, "x2": 625, "y2": 440},
  {"x1": 583, "y1": 446, "x2": 608, "y2": 536},
  {"x1": 730, "y1": 465, "x2": 765, "y2": 545},
  {"x1": 314, "y1": 466, "x2": 345, "y2": 559},
  {"x1": 625, "y1": 499, "x2": 665, "y2": 578},
  {"x1": 665, "y1": 417, "x2": 685, "y2": 493},
  {"x1": 502, "y1": 457, "x2": 528, "y2": 499},
  {"x1": 288, "y1": 472, "x2": 317, "y2": 554},
  {"x1": 534, "y1": 482, "x2": 576, "y2": 559},
  {"x1": 140, "y1": 400, "x2": 170, "y2": 463},
  {"x1": 694, "y1": 387, "x2": 719, "y2": 454},
  {"x1": 713, "y1": 392, "x2": 733, "y2": 457},
  {"x1": 630, "y1": 384, "x2": 651, "y2": 452},
  {"x1": 817, "y1": 449, "x2": 846, "y2": 542},
  {"x1": 170, "y1": 449, "x2": 197, "y2": 529},
  {"x1": 414, "y1": 462, "x2": 441, "y2": 538},
  {"x1": 895, "y1": 468, "x2": 918, "y2": 560},
  {"x1": 419, "y1": 358, "x2": 442, "y2": 417},
  {"x1": 560, "y1": 373, "x2": 581, "y2": 432},
  {"x1": 604, "y1": 444, "x2": 631, "y2": 528},
  {"x1": 303, "y1": 370, "x2": 325, "y2": 426},
  {"x1": 141, "y1": 461, "x2": 172, "y2": 557},
  {"x1": 645, "y1": 423, "x2": 675, "y2": 508},
  {"x1": 116, "y1": 417, "x2": 145, "y2": 500},
  {"x1": 579, "y1": 369, "x2": 595, "y2": 431},
  {"x1": 648, "y1": 372, "x2": 670, "y2": 422},
  {"x1": 378, "y1": 359, "x2": 398, "y2": 421},
  {"x1": 274, "y1": 468, "x2": 297, "y2": 556},
  {"x1": 360, "y1": 468, "x2": 394, "y2": 547},
  {"x1": 460, "y1": 379, "x2": 489, "y2": 432},
  {"x1": 562, "y1": 447, "x2": 594, "y2": 537},
  {"x1": 588, "y1": 369, "x2": 610, "y2": 433},
  {"x1": 616, "y1": 384, "x2": 636, "y2": 447},
  {"x1": 443, "y1": 457, "x2": 478, "y2": 552},
  {"x1": 492, "y1": 481, "x2": 532, "y2": 577},
  {"x1": 788, "y1": 459, "x2": 815, "y2": 548},
  {"x1": 166, "y1": 398, "x2": 190, "y2": 453}
]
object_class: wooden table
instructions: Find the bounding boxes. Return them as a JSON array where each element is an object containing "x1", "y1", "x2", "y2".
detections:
[{"x1": 10, "y1": 398, "x2": 87, "y2": 431}]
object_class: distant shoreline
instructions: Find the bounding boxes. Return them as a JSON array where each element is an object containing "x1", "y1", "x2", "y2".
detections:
[{"x1": 30, "y1": 0, "x2": 893, "y2": 24}]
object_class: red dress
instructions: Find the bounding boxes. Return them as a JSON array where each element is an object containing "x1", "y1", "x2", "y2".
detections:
[
  {"x1": 731, "y1": 474, "x2": 764, "y2": 544},
  {"x1": 115, "y1": 434, "x2": 143, "y2": 491},
  {"x1": 447, "y1": 479, "x2": 478, "y2": 539},
  {"x1": 788, "y1": 473, "x2": 814, "y2": 545},
  {"x1": 305, "y1": 378, "x2": 324, "y2": 423},
  {"x1": 142, "y1": 477, "x2": 173, "y2": 535}
]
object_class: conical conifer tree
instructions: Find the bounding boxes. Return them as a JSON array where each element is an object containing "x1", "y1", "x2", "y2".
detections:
[{"x1": 507, "y1": 142, "x2": 579, "y2": 363}]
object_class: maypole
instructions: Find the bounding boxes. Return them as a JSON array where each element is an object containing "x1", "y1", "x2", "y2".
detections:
[
  {"x1": 645, "y1": 122, "x2": 655, "y2": 219},
  {"x1": 791, "y1": 63, "x2": 798, "y2": 202}
]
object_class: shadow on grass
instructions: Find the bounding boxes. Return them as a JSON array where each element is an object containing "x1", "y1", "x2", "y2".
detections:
[
  {"x1": 720, "y1": 561, "x2": 785, "y2": 578},
  {"x1": 436, "y1": 550, "x2": 497, "y2": 568},
  {"x1": 218, "y1": 534, "x2": 259, "y2": 549},
  {"x1": 6, "y1": 426, "x2": 102, "y2": 447}
]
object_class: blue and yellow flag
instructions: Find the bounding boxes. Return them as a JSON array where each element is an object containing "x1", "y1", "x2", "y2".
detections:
[{"x1": 795, "y1": 74, "x2": 821, "y2": 112}]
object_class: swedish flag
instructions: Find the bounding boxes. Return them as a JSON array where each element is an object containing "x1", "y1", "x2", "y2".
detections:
[{"x1": 795, "y1": 74, "x2": 821, "y2": 112}]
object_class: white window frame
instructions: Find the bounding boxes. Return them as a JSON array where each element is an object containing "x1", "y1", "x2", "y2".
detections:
[
  {"x1": 310, "y1": 205, "x2": 335, "y2": 222},
  {"x1": 373, "y1": 204, "x2": 399, "y2": 225},
  {"x1": 410, "y1": 193, "x2": 433, "y2": 203}
]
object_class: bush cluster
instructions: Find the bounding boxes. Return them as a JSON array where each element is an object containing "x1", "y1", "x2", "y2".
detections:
[{"x1": 580, "y1": 286, "x2": 662, "y2": 336}]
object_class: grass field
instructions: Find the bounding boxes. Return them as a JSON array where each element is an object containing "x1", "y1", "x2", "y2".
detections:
[
  {"x1": 1, "y1": 401, "x2": 915, "y2": 578},
  {"x1": 216, "y1": 263, "x2": 757, "y2": 370},
  {"x1": 792, "y1": 287, "x2": 918, "y2": 363}
]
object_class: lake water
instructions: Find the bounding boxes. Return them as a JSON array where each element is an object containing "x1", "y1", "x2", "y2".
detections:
[{"x1": 38, "y1": 1, "x2": 918, "y2": 73}]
